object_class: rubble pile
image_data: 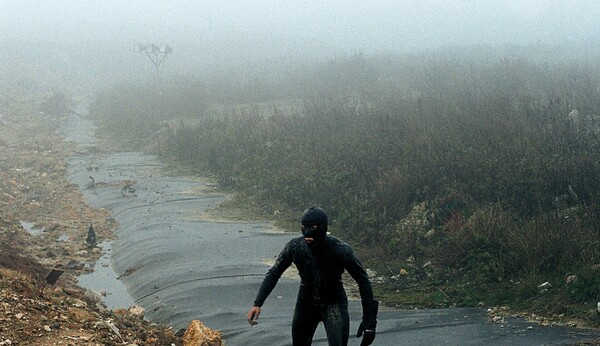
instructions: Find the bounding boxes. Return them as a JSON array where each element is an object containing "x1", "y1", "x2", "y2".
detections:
[{"x1": 0, "y1": 267, "x2": 179, "y2": 345}]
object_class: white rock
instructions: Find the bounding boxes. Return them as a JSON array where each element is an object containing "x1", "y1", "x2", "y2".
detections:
[
  {"x1": 128, "y1": 305, "x2": 145, "y2": 318},
  {"x1": 366, "y1": 269, "x2": 377, "y2": 277},
  {"x1": 72, "y1": 298, "x2": 87, "y2": 308},
  {"x1": 105, "y1": 319, "x2": 122, "y2": 338},
  {"x1": 538, "y1": 282, "x2": 552, "y2": 289}
]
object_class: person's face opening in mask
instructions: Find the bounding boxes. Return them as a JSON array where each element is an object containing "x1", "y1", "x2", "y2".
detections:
[{"x1": 301, "y1": 224, "x2": 319, "y2": 245}]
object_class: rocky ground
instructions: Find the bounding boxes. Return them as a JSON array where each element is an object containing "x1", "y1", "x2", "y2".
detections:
[{"x1": 0, "y1": 93, "x2": 183, "y2": 345}]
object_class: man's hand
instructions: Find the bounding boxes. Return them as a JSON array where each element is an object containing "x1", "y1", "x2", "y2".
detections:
[
  {"x1": 247, "y1": 306, "x2": 261, "y2": 326},
  {"x1": 357, "y1": 299, "x2": 378, "y2": 345},
  {"x1": 356, "y1": 321, "x2": 376, "y2": 346}
]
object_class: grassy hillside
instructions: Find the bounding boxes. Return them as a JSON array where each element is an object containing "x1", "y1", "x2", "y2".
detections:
[{"x1": 91, "y1": 46, "x2": 600, "y2": 324}]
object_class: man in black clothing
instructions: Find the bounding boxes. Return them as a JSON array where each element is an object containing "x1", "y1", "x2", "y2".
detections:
[{"x1": 247, "y1": 207, "x2": 378, "y2": 346}]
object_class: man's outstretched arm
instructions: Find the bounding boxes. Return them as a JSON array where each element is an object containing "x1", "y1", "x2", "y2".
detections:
[{"x1": 247, "y1": 240, "x2": 294, "y2": 326}]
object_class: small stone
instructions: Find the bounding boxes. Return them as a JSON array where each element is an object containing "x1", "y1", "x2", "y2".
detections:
[
  {"x1": 43, "y1": 325, "x2": 51, "y2": 332},
  {"x1": 71, "y1": 298, "x2": 87, "y2": 308},
  {"x1": 128, "y1": 305, "x2": 145, "y2": 318},
  {"x1": 538, "y1": 282, "x2": 552, "y2": 289}
]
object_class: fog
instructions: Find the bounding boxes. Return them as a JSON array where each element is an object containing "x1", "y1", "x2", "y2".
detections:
[
  {"x1": 2, "y1": 1, "x2": 600, "y2": 89},
  {"x1": 5, "y1": 1, "x2": 600, "y2": 47}
]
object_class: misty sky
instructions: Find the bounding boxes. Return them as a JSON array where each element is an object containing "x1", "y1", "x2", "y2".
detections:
[{"x1": 3, "y1": 0, "x2": 600, "y2": 53}]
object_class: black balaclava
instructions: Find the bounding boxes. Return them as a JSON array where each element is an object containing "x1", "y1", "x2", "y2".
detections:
[{"x1": 300, "y1": 207, "x2": 328, "y2": 251}]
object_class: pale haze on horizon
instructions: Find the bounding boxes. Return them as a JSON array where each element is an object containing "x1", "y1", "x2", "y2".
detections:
[
  {"x1": 2, "y1": 0, "x2": 600, "y2": 53},
  {"x1": 2, "y1": 1, "x2": 600, "y2": 88}
]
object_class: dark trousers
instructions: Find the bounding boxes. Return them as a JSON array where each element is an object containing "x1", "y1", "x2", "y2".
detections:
[{"x1": 292, "y1": 302, "x2": 350, "y2": 346}]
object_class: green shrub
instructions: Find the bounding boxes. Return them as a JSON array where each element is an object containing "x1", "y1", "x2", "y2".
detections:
[{"x1": 568, "y1": 269, "x2": 600, "y2": 303}]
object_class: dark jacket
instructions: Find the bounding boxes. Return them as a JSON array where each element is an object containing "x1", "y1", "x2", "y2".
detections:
[{"x1": 253, "y1": 236, "x2": 375, "y2": 309}]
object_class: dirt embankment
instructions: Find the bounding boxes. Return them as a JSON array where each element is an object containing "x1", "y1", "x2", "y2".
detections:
[{"x1": 0, "y1": 94, "x2": 181, "y2": 345}]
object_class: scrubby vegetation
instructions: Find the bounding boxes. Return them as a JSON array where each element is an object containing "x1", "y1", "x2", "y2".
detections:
[{"x1": 91, "y1": 45, "x2": 600, "y2": 324}]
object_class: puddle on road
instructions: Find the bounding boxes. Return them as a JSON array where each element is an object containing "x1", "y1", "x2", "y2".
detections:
[{"x1": 77, "y1": 241, "x2": 135, "y2": 310}]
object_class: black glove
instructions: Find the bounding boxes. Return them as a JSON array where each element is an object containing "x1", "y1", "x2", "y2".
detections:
[
  {"x1": 356, "y1": 300, "x2": 378, "y2": 346},
  {"x1": 356, "y1": 322, "x2": 376, "y2": 346}
]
